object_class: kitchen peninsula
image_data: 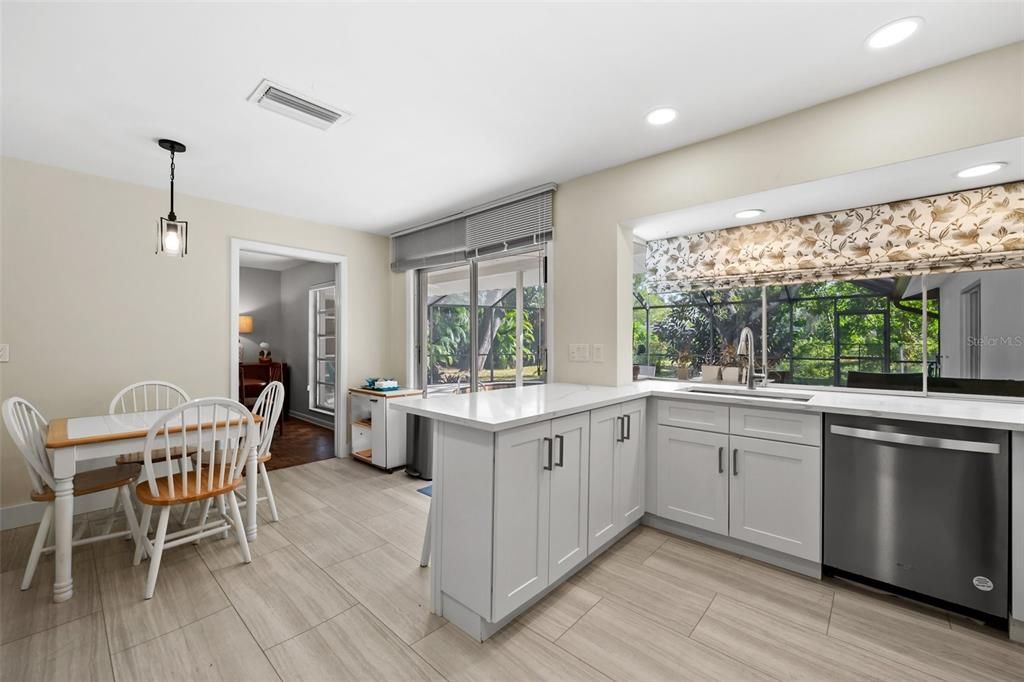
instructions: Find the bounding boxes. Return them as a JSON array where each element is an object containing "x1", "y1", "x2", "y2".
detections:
[{"x1": 391, "y1": 382, "x2": 1024, "y2": 642}]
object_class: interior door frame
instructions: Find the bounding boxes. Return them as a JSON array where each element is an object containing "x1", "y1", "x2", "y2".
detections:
[{"x1": 229, "y1": 238, "x2": 349, "y2": 457}]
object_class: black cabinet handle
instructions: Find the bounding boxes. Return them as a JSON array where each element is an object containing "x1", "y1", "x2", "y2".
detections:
[
  {"x1": 369, "y1": 398, "x2": 379, "y2": 403},
  {"x1": 555, "y1": 434, "x2": 565, "y2": 467},
  {"x1": 543, "y1": 437, "x2": 553, "y2": 470},
  {"x1": 624, "y1": 414, "x2": 632, "y2": 441},
  {"x1": 718, "y1": 446, "x2": 724, "y2": 474},
  {"x1": 732, "y1": 448, "x2": 739, "y2": 476},
  {"x1": 616, "y1": 417, "x2": 624, "y2": 443}
]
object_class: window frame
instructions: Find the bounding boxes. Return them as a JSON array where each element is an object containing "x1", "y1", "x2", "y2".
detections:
[{"x1": 308, "y1": 282, "x2": 337, "y2": 415}]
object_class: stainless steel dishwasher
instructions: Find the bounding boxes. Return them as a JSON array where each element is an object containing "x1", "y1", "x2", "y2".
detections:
[{"x1": 824, "y1": 414, "x2": 1009, "y2": 620}]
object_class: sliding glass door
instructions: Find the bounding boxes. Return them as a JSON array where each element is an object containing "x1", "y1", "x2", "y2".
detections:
[{"x1": 420, "y1": 249, "x2": 547, "y2": 394}]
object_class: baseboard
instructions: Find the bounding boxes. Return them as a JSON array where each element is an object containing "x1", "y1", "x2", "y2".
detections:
[
  {"x1": 642, "y1": 513, "x2": 822, "y2": 579},
  {"x1": 0, "y1": 490, "x2": 117, "y2": 530},
  {"x1": 1010, "y1": 616, "x2": 1024, "y2": 644}
]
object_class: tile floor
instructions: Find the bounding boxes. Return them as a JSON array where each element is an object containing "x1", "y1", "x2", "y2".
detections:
[{"x1": 2, "y1": 455, "x2": 1023, "y2": 681}]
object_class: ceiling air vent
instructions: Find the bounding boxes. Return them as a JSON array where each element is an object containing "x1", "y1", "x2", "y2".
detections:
[{"x1": 247, "y1": 79, "x2": 351, "y2": 130}]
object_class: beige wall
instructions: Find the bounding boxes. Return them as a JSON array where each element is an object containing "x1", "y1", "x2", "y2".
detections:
[
  {"x1": 0, "y1": 158, "x2": 400, "y2": 508},
  {"x1": 553, "y1": 42, "x2": 1024, "y2": 386}
]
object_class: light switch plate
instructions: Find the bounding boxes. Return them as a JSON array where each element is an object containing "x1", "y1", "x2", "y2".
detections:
[
  {"x1": 592, "y1": 344, "x2": 605, "y2": 362},
  {"x1": 569, "y1": 343, "x2": 590, "y2": 362},
  {"x1": 0, "y1": 344, "x2": 8, "y2": 362}
]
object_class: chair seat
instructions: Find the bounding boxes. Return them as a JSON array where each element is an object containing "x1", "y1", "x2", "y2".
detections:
[
  {"x1": 116, "y1": 445, "x2": 196, "y2": 465},
  {"x1": 136, "y1": 467, "x2": 242, "y2": 506},
  {"x1": 258, "y1": 451, "x2": 272, "y2": 464},
  {"x1": 30, "y1": 463, "x2": 142, "y2": 502}
]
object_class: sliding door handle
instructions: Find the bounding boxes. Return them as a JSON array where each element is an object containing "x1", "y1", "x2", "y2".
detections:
[
  {"x1": 554, "y1": 434, "x2": 565, "y2": 467},
  {"x1": 718, "y1": 446, "x2": 724, "y2": 474},
  {"x1": 543, "y1": 437, "x2": 553, "y2": 470},
  {"x1": 732, "y1": 448, "x2": 739, "y2": 476}
]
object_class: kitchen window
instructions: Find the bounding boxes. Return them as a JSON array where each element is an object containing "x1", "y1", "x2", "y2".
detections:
[
  {"x1": 417, "y1": 248, "x2": 548, "y2": 395},
  {"x1": 310, "y1": 283, "x2": 336, "y2": 413}
]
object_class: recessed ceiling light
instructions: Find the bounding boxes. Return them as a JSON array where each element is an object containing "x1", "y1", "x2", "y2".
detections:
[
  {"x1": 956, "y1": 162, "x2": 1007, "y2": 179},
  {"x1": 735, "y1": 209, "x2": 765, "y2": 219},
  {"x1": 866, "y1": 17, "x2": 922, "y2": 49},
  {"x1": 646, "y1": 107, "x2": 678, "y2": 126}
]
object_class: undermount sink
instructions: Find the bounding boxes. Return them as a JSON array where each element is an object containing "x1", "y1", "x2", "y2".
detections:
[{"x1": 676, "y1": 385, "x2": 814, "y2": 403}]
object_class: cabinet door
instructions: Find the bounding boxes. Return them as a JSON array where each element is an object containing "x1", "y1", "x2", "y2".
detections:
[
  {"x1": 615, "y1": 399, "x2": 646, "y2": 526},
  {"x1": 493, "y1": 421, "x2": 552, "y2": 621},
  {"x1": 728, "y1": 435, "x2": 821, "y2": 562},
  {"x1": 369, "y1": 397, "x2": 387, "y2": 467},
  {"x1": 656, "y1": 426, "x2": 729, "y2": 534},
  {"x1": 548, "y1": 412, "x2": 590, "y2": 583},
  {"x1": 588, "y1": 405, "x2": 620, "y2": 554}
]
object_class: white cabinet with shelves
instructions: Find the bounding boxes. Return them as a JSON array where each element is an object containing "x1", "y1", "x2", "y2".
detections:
[{"x1": 347, "y1": 387, "x2": 420, "y2": 471}]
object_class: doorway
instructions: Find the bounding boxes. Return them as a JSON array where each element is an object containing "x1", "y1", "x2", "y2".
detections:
[{"x1": 230, "y1": 239, "x2": 347, "y2": 465}]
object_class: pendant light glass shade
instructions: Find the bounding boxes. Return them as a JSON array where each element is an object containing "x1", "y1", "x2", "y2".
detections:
[
  {"x1": 155, "y1": 138, "x2": 188, "y2": 257},
  {"x1": 158, "y1": 217, "x2": 188, "y2": 256}
]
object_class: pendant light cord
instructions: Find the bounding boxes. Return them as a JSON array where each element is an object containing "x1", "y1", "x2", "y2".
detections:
[{"x1": 168, "y1": 150, "x2": 177, "y2": 221}]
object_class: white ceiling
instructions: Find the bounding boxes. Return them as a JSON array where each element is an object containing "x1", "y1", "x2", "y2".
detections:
[
  {"x1": 3, "y1": 3, "x2": 1022, "y2": 235},
  {"x1": 631, "y1": 137, "x2": 1024, "y2": 241},
  {"x1": 238, "y1": 251, "x2": 306, "y2": 271}
]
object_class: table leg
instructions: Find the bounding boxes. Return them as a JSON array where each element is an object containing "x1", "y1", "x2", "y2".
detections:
[
  {"x1": 245, "y1": 444, "x2": 258, "y2": 542},
  {"x1": 52, "y1": 476, "x2": 74, "y2": 602}
]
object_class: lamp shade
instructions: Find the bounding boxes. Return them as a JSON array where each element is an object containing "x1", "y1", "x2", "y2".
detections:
[{"x1": 238, "y1": 315, "x2": 254, "y2": 334}]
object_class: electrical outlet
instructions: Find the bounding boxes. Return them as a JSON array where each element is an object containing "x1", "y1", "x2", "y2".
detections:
[
  {"x1": 569, "y1": 343, "x2": 591, "y2": 362},
  {"x1": 592, "y1": 344, "x2": 605, "y2": 362},
  {"x1": 0, "y1": 344, "x2": 8, "y2": 362}
]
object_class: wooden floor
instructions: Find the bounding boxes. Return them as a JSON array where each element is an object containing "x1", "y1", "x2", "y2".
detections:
[
  {"x1": 2, "y1": 456, "x2": 1022, "y2": 681},
  {"x1": 263, "y1": 418, "x2": 336, "y2": 471}
]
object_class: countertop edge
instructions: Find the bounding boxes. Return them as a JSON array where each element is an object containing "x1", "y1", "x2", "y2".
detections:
[{"x1": 390, "y1": 384, "x2": 1024, "y2": 433}]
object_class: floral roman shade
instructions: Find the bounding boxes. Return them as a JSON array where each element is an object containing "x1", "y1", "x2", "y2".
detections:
[{"x1": 646, "y1": 182, "x2": 1024, "y2": 292}]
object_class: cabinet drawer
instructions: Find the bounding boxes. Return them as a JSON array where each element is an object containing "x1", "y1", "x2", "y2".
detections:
[
  {"x1": 657, "y1": 400, "x2": 729, "y2": 433},
  {"x1": 730, "y1": 406, "x2": 821, "y2": 446}
]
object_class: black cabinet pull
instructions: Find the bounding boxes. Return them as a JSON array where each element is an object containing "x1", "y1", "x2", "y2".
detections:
[
  {"x1": 543, "y1": 437, "x2": 553, "y2": 470},
  {"x1": 732, "y1": 448, "x2": 739, "y2": 476},
  {"x1": 616, "y1": 417, "x2": 625, "y2": 443},
  {"x1": 718, "y1": 446, "x2": 724, "y2": 474},
  {"x1": 555, "y1": 434, "x2": 565, "y2": 467},
  {"x1": 624, "y1": 414, "x2": 632, "y2": 441}
]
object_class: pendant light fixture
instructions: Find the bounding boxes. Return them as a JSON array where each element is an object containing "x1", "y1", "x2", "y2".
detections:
[{"x1": 156, "y1": 138, "x2": 188, "y2": 257}]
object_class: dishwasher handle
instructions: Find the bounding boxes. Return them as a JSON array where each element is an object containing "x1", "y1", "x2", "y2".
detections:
[{"x1": 829, "y1": 424, "x2": 1001, "y2": 454}]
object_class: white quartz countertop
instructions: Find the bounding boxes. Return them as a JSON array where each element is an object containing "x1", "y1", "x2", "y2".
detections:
[{"x1": 388, "y1": 381, "x2": 1024, "y2": 432}]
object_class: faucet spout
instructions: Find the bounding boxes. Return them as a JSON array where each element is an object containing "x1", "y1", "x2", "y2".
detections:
[{"x1": 738, "y1": 327, "x2": 756, "y2": 390}]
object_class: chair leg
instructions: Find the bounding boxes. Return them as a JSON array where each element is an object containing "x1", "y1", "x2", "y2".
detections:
[
  {"x1": 420, "y1": 497, "x2": 433, "y2": 568},
  {"x1": 227, "y1": 492, "x2": 252, "y2": 564},
  {"x1": 259, "y1": 462, "x2": 279, "y2": 522},
  {"x1": 118, "y1": 486, "x2": 144, "y2": 557},
  {"x1": 133, "y1": 506, "x2": 153, "y2": 566},
  {"x1": 193, "y1": 498, "x2": 214, "y2": 544},
  {"x1": 180, "y1": 501, "x2": 195, "y2": 526},
  {"x1": 101, "y1": 493, "x2": 123, "y2": 536},
  {"x1": 21, "y1": 504, "x2": 53, "y2": 590},
  {"x1": 144, "y1": 507, "x2": 171, "y2": 600},
  {"x1": 217, "y1": 495, "x2": 229, "y2": 539}
]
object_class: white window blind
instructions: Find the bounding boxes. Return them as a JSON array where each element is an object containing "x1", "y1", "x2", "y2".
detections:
[{"x1": 390, "y1": 184, "x2": 556, "y2": 272}]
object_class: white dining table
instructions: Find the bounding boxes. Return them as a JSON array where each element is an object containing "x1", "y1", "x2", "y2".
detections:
[{"x1": 44, "y1": 407, "x2": 262, "y2": 602}]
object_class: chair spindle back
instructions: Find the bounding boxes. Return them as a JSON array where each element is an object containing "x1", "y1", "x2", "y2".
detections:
[
  {"x1": 110, "y1": 381, "x2": 190, "y2": 415},
  {"x1": 141, "y1": 398, "x2": 254, "y2": 498},
  {"x1": 2, "y1": 397, "x2": 55, "y2": 495}
]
